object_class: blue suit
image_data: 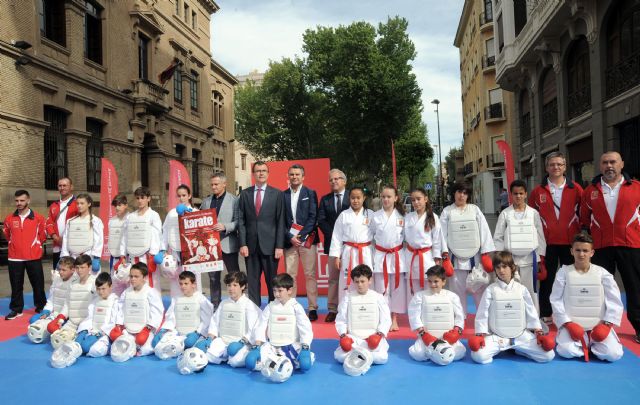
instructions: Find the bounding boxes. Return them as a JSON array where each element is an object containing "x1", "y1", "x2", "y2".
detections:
[{"x1": 283, "y1": 186, "x2": 319, "y2": 249}]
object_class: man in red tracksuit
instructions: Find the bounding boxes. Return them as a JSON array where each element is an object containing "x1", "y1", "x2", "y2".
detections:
[
  {"x1": 45, "y1": 177, "x2": 78, "y2": 269},
  {"x1": 3, "y1": 190, "x2": 47, "y2": 320},
  {"x1": 580, "y1": 151, "x2": 640, "y2": 343},
  {"x1": 529, "y1": 152, "x2": 583, "y2": 323}
]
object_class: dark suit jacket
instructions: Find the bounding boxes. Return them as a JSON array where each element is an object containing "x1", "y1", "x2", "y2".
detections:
[
  {"x1": 317, "y1": 189, "x2": 350, "y2": 254},
  {"x1": 200, "y1": 192, "x2": 239, "y2": 253},
  {"x1": 238, "y1": 184, "x2": 286, "y2": 256},
  {"x1": 283, "y1": 185, "x2": 319, "y2": 248}
]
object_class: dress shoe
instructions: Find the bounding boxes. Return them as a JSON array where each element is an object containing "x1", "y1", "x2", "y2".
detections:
[{"x1": 325, "y1": 311, "x2": 337, "y2": 323}]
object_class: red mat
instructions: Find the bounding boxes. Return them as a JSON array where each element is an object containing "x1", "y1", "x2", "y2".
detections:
[{"x1": 0, "y1": 308, "x2": 37, "y2": 342}]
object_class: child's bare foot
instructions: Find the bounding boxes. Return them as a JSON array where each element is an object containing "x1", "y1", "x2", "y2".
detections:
[{"x1": 390, "y1": 314, "x2": 400, "y2": 331}]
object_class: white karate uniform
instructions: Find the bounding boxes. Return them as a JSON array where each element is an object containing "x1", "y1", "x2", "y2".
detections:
[
  {"x1": 76, "y1": 293, "x2": 118, "y2": 357},
  {"x1": 108, "y1": 216, "x2": 128, "y2": 296},
  {"x1": 550, "y1": 264, "x2": 624, "y2": 362},
  {"x1": 472, "y1": 279, "x2": 554, "y2": 364},
  {"x1": 407, "y1": 289, "x2": 466, "y2": 362},
  {"x1": 119, "y1": 209, "x2": 163, "y2": 293},
  {"x1": 440, "y1": 203, "x2": 496, "y2": 317},
  {"x1": 371, "y1": 208, "x2": 407, "y2": 313},
  {"x1": 162, "y1": 206, "x2": 201, "y2": 296},
  {"x1": 494, "y1": 205, "x2": 546, "y2": 312},
  {"x1": 60, "y1": 215, "x2": 104, "y2": 259},
  {"x1": 207, "y1": 295, "x2": 262, "y2": 367},
  {"x1": 334, "y1": 289, "x2": 392, "y2": 365},
  {"x1": 114, "y1": 284, "x2": 165, "y2": 356},
  {"x1": 403, "y1": 211, "x2": 445, "y2": 297},
  {"x1": 254, "y1": 299, "x2": 315, "y2": 370},
  {"x1": 329, "y1": 207, "x2": 375, "y2": 302}
]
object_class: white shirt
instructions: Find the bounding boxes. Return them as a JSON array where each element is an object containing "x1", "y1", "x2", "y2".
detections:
[
  {"x1": 440, "y1": 203, "x2": 495, "y2": 270},
  {"x1": 334, "y1": 190, "x2": 345, "y2": 212},
  {"x1": 548, "y1": 178, "x2": 566, "y2": 219},
  {"x1": 370, "y1": 209, "x2": 405, "y2": 273},
  {"x1": 601, "y1": 177, "x2": 624, "y2": 222},
  {"x1": 335, "y1": 289, "x2": 392, "y2": 337},
  {"x1": 475, "y1": 279, "x2": 541, "y2": 334},
  {"x1": 254, "y1": 184, "x2": 266, "y2": 206},
  {"x1": 253, "y1": 298, "x2": 313, "y2": 345},
  {"x1": 162, "y1": 292, "x2": 214, "y2": 336},
  {"x1": 208, "y1": 295, "x2": 262, "y2": 343},
  {"x1": 290, "y1": 186, "x2": 302, "y2": 223},
  {"x1": 408, "y1": 289, "x2": 464, "y2": 331},
  {"x1": 54, "y1": 196, "x2": 74, "y2": 253},
  {"x1": 328, "y1": 207, "x2": 375, "y2": 270}
]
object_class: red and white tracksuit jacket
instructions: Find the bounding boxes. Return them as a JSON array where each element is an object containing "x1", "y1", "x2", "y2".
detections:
[
  {"x1": 3, "y1": 210, "x2": 47, "y2": 260},
  {"x1": 46, "y1": 197, "x2": 78, "y2": 248},
  {"x1": 529, "y1": 177, "x2": 583, "y2": 245}
]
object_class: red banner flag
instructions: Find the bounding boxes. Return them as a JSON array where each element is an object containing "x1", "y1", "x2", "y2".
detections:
[
  {"x1": 391, "y1": 139, "x2": 398, "y2": 189},
  {"x1": 496, "y1": 140, "x2": 515, "y2": 204},
  {"x1": 168, "y1": 160, "x2": 191, "y2": 211},
  {"x1": 99, "y1": 158, "x2": 119, "y2": 259}
]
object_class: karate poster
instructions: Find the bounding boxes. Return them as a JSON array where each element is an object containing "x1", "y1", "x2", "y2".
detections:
[{"x1": 179, "y1": 209, "x2": 224, "y2": 273}]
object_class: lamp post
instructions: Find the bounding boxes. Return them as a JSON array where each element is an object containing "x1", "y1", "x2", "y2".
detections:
[{"x1": 431, "y1": 99, "x2": 443, "y2": 208}]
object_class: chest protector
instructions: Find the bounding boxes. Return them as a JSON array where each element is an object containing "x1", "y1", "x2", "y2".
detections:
[
  {"x1": 563, "y1": 266, "x2": 605, "y2": 330},
  {"x1": 219, "y1": 299, "x2": 247, "y2": 344},
  {"x1": 126, "y1": 216, "x2": 151, "y2": 256},
  {"x1": 447, "y1": 206, "x2": 481, "y2": 260},
  {"x1": 67, "y1": 275, "x2": 96, "y2": 324},
  {"x1": 107, "y1": 218, "x2": 124, "y2": 258},
  {"x1": 175, "y1": 295, "x2": 201, "y2": 335},
  {"x1": 124, "y1": 288, "x2": 149, "y2": 333},
  {"x1": 505, "y1": 210, "x2": 538, "y2": 256},
  {"x1": 489, "y1": 284, "x2": 526, "y2": 338},
  {"x1": 66, "y1": 216, "x2": 93, "y2": 256},
  {"x1": 92, "y1": 295, "x2": 117, "y2": 332},
  {"x1": 348, "y1": 292, "x2": 379, "y2": 339},
  {"x1": 51, "y1": 273, "x2": 72, "y2": 315},
  {"x1": 268, "y1": 300, "x2": 298, "y2": 347},
  {"x1": 421, "y1": 292, "x2": 455, "y2": 339},
  {"x1": 166, "y1": 212, "x2": 182, "y2": 252}
]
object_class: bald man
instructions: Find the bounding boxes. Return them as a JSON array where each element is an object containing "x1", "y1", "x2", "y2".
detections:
[{"x1": 580, "y1": 151, "x2": 640, "y2": 343}]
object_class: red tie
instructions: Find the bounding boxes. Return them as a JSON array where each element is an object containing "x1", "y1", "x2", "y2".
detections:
[{"x1": 255, "y1": 187, "x2": 262, "y2": 215}]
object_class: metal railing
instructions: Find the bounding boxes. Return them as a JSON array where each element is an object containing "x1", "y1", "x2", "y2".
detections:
[
  {"x1": 541, "y1": 98, "x2": 558, "y2": 133},
  {"x1": 520, "y1": 112, "x2": 531, "y2": 142},
  {"x1": 567, "y1": 84, "x2": 591, "y2": 119},
  {"x1": 482, "y1": 55, "x2": 496, "y2": 69},
  {"x1": 606, "y1": 52, "x2": 640, "y2": 99},
  {"x1": 479, "y1": 12, "x2": 493, "y2": 27}
]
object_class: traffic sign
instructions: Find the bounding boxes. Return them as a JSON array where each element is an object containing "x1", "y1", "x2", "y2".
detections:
[{"x1": 425, "y1": 183, "x2": 432, "y2": 190}]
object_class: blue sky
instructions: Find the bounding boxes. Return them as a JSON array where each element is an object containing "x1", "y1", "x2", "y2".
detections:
[{"x1": 210, "y1": 0, "x2": 465, "y2": 162}]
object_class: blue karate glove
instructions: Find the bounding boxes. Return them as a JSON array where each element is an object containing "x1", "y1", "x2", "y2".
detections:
[
  {"x1": 92, "y1": 257, "x2": 101, "y2": 273},
  {"x1": 153, "y1": 251, "x2": 166, "y2": 265},
  {"x1": 298, "y1": 344, "x2": 312, "y2": 371},
  {"x1": 227, "y1": 337, "x2": 249, "y2": 357},
  {"x1": 151, "y1": 328, "x2": 169, "y2": 348},
  {"x1": 79, "y1": 333, "x2": 100, "y2": 354},
  {"x1": 194, "y1": 337, "x2": 212, "y2": 352},
  {"x1": 29, "y1": 309, "x2": 50, "y2": 324},
  {"x1": 184, "y1": 332, "x2": 200, "y2": 349},
  {"x1": 75, "y1": 330, "x2": 89, "y2": 343},
  {"x1": 176, "y1": 204, "x2": 193, "y2": 216},
  {"x1": 245, "y1": 345, "x2": 262, "y2": 370}
]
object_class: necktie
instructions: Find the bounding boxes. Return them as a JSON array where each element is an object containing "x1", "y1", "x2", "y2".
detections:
[
  {"x1": 336, "y1": 193, "x2": 342, "y2": 213},
  {"x1": 255, "y1": 188, "x2": 262, "y2": 215}
]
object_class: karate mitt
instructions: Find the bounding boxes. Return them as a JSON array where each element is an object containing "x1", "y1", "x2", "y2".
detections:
[
  {"x1": 152, "y1": 328, "x2": 169, "y2": 348},
  {"x1": 298, "y1": 345, "x2": 313, "y2": 371},
  {"x1": 91, "y1": 257, "x2": 101, "y2": 273},
  {"x1": 153, "y1": 251, "x2": 166, "y2": 265},
  {"x1": 176, "y1": 204, "x2": 193, "y2": 216},
  {"x1": 536, "y1": 334, "x2": 555, "y2": 352},
  {"x1": 590, "y1": 323, "x2": 612, "y2": 342},
  {"x1": 468, "y1": 335, "x2": 485, "y2": 352},
  {"x1": 442, "y1": 254, "x2": 455, "y2": 277},
  {"x1": 245, "y1": 345, "x2": 262, "y2": 370},
  {"x1": 109, "y1": 324, "x2": 124, "y2": 342},
  {"x1": 537, "y1": 257, "x2": 547, "y2": 281},
  {"x1": 47, "y1": 314, "x2": 66, "y2": 333},
  {"x1": 420, "y1": 331, "x2": 437, "y2": 346},
  {"x1": 481, "y1": 254, "x2": 494, "y2": 273},
  {"x1": 79, "y1": 333, "x2": 100, "y2": 354},
  {"x1": 184, "y1": 332, "x2": 200, "y2": 349},
  {"x1": 564, "y1": 322, "x2": 585, "y2": 341},
  {"x1": 366, "y1": 332, "x2": 383, "y2": 350},
  {"x1": 194, "y1": 337, "x2": 212, "y2": 353},
  {"x1": 228, "y1": 338, "x2": 249, "y2": 357},
  {"x1": 340, "y1": 334, "x2": 354, "y2": 352},
  {"x1": 29, "y1": 310, "x2": 50, "y2": 324},
  {"x1": 443, "y1": 327, "x2": 462, "y2": 345},
  {"x1": 135, "y1": 326, "x2": 152, "y2": 346}
]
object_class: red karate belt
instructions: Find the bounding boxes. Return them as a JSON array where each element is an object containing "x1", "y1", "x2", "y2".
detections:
[
  {"x1": 344, "y1": 241, "x2": 372, "y2": 287},
  {"x1": 375, "y1": 244, "x2": 403, "y2": 293},
  {"x1": 133, "y1": 254, "x2": 157, "y2": 288},
  {"x1": 407, "y1": 245, "x2": 431, "y2": 294}
]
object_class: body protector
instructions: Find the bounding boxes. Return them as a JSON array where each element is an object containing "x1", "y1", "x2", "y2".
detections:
[
  {"x1": 343, "y1": 346, "x2": 374, "y2": 376},
  {"x1": 175, "y1": 295, "x2": 201, "y2": 335},
  {"x1": 92, "y1": 294, "x2": 117, "y2": 333},
  {"x1": 348, "y1": 292, "x2": 379, "y2": 340},
  {"x1": 261, "y1": 353, "x2": 294, "y2": 383},
  {"x1": 111, "y1": 334, "x2": 136, "y2": 363},
  {"x1": 67, "y1": 277, "x2": 95, "y2": 325},
  {"x1": 219, "y1": 299, "x2": 247, "y2": 344},
  {"x1": 504, "y1": 209, "x2": 538, "y2": 256},
  {"x1": 421, "y1": 292, "x2": 455, "y2": 339},
  {"x1": 489, "y1": 285, "x2": 526, "y2": 338},
  {"x1": 268, "y1": 300, "x2": 298, "y2": 347},
  {"x1": 563, "y1": 266, "x2": 605, "y2": 330},
  {"x1": 51, "y1": 341, "x2": 83, "y2": 369},
  {"x1": 447, "y1": 206, "x2": 481, "y2": 259},
  {"x1": 177, "y1": 347, "x2": 208, "y2": 375},
  {"x1": 124, "y1": 288, "x2": 149, "y2": 334},
  {"x1": 107, "y1": 218, "x2": 124, "y2": 258},
  {"x1": 66, "y1": 216, "x2": 93, "y2": 255},
  {"x1": 50, "y1": 272, "x2": 72, "y2": 315},
  {"x1": 126, "y1": 216, "x2": 151, "y2": 256},
  {"x1": 165, "y1": 213, "x2": 181, "y2": 252}
]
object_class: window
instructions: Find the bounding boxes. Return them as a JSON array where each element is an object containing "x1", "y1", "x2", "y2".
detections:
[
  {"x1": 138, "y1": 34, "x2": 149, "y2": 79},
  {"x1": 84, "y1": 1, "x2": 102, "y2": 64},
  {"x1": 190, "y1": 71, "x2": 199, "y2": 111},
  {"x1": 192, "y1": 149, "x2": 200, "y2": 196},
  {"x1": 241, "y1": 154, "x2": 247, "y2": 171},
  {"x1": 86, "y1": 119, "x2": 103, "y2": 192},
  {"x1": 44, "y1": 107, "x2": 67, "y2": 190},
  {"x1": 174, "y1": 69, "x2": 183, "y2": 104},
  {"x1": 618, "y1": 118, "x2": 640, "y2": 180},
  {"x1": 213, "y1": 91, "x2": 224, "y2": 128},
  {"x1": 175, "y1": 0, "x2": 180, "y2": 15},
  {"x1": 184, "y1": 4, "x2": 189, "y2": 24},
  {"x1": 520, "y1": 90, "x2": 531, "y2": 142},
  {"x1": 175, "y1": 143, "x2": 185, "y2": 158},
  {"x1": 484, "y1": 0, "x2": 493, "y2": 21},
  {"x1": 497, "y1": 14, "x2": 504, "y2": 52},
  {"x1": 38, "y1": 0, "x2": 66, "y2": 46},
  {"x1": 606, "y1": 0, "x2": 640, "y2": 98},
  {"x1": 514, "y1": 0, "x2": 527, "y2": 37},
  {"x1": 541, "y1": 69, "x2": 558, "y2": 132},
  {"x1": 567, "y1": 38, "x2": 591, "y2": 119},
  {"x1": 192, "y1": 10, "x2": 197, "y2": 29}
]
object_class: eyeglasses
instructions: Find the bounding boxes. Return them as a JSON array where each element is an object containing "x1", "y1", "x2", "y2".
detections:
[
  {"x1": 329, "y1": 177, "x2": 344, "y2": 182},
  {"x1": 547, "y1": 163, "x2": 565, "y2": 167}
]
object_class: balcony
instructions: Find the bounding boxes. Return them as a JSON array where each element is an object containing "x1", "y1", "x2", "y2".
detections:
[
  {"x1": 469, "y1": 112, "x2": 481, "y2": 130},
  {"x1": 487, "y1": 153, "x2": 505, "y2": 168},
  {"x1": 482, "y1": 55, "x2": 496, "y2": 72},
  {"x1": 567, "y1": 84, "x2": 591, "y2": 120},
  {"x1": 541, "y1": 98, "x2": 558, "y2": 133},
  {"x1": 479, "y1": 12, "x2": 493, "y2": 31},
  {"x1": 132, "y1": 78, "x2": 170, "y2": 116},
  {"x1": 485, "y1": 102, "x2": 506, "y2": 122},
  {"x1": 606, "y1": 51, "x2": 640, "y2": 100}
]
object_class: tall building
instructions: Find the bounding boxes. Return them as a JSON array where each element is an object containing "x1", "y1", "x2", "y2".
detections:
[
  {"x1": 0, "y1": 0, "x2": 236, "y2": 217},
  {"x1": 494, "y1": 0, "x2": 640, "y2": 186},
  {"x1": 455, "y1": 0, "x2": 515, "y2": 214}
]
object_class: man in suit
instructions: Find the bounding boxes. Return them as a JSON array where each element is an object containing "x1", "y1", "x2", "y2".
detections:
[
  {"x1": 200, "y1": 173, "x2": 240, "y2": 310},
  {"x1": 284, "y1": 164, "x2": 320, "y2": 321},
  {"x1": 238, "y1": 161, "x2": 286, "y2": 306},
  {"x1": 317, "y1": 168, "x2": 350, "y2": 322}
]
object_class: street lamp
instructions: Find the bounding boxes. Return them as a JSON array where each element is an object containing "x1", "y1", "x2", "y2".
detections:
[{"x1": 431, "y1": 99, "x2": 443, "y2": 208}]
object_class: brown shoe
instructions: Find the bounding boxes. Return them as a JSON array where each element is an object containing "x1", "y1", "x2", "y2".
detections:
[
  {"x1": 308, "y1": 310, "x2": 318, "y2": 322},
  {"x1": 325, "y1": 311, "x2": 337, "y2": 322}
]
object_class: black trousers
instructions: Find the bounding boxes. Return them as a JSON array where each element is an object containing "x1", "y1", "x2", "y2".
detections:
[
  {"x1": 52, "y1": 252, "x2": 61, "y2": 271},
  {"x1": 208, "y1": 252, "x2": 241, "y2": 310},
  {"x1": 8, "y1": 260, "x2": 46, "y2": 313},
  {"x1": 539, "y1": 244, "x2": 574, "y2": 317},
  {"x1": 593, "y1": 246, "x2": 640, "y2": 334},
  {"x1": 245, "y1": 250, "x2": 279, "y2": 306}
]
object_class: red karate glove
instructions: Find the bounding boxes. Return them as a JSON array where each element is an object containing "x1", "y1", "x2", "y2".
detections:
[
  {"x1": 442, "y1": 254, "x2": 454, "y2": 277},
  {"x1": 443, "y1": 327, "x2": 462, "y2": 345},
  {"x1": 366, "y1": 332, "x2": 383, "y2": 350},
  {"x1": 537, "y1": 257, "x2": 547, "y2": 281},
  {"x1": 564, "y1": 322, "x2": 585, "y2": 342},
  {"x1": 135, "y1": 326, "x2": 152, "y2": 346},
  {"x1": 468, "y1": 335, "x2": 485, "y2": 352},
  {"x1": 47, "y1": 314, "x2": 66, "y2": 333},
  {"x1": 536, "y1": 333, "x2": 555, "y2": 352},
  {"x1": 339, "y1": 334, "x2": 354, "y2": 352},
  {"x1": 590, "y1": 323, "x2": 612, "y2": 342},
  {"x1": 114, "y1": 257, "x2": 126, "y2": 270},
  {"x1": 146, "y1": 254, "x2": 157, "y2": 274},
  {"x1": 420, "y1": 330, "x2": 437, "y2": 346},
  {"x1": 481, "y1": 254, "x2": 494, "y2": 273},
  {"x1": 109, "y1": 325, "x2": 124, "y2": 342}
]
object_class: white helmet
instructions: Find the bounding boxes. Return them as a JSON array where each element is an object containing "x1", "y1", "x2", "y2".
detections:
[
  {"x1": 261, "y1": 353, "x2": 294, "y2": 383},
  {"x1": 426, "y1": 339, "x2": 455, "y2": 366},
  {"x1": 343, "y1": 346, "x2": 373, "y2": 377},
  {"x1": 160, "y1": 255, "x2": 179, "y2": 279},
  {"x1": 51, "y1": 341, "x2": 83, "y2": 369},
  {"x1": 111, "y1": 334, "x2": 137, "y2": 363},
  {"x1": 28, "y1": 319, "x2": 50, "y2": 344},
  {"x1": 113, "y1": 263, "x2": 132, "y2": 284},
  {"x1": 51, "y1": 327, "x2": 77, "y2": 350},
  {"x1": 466, "y1": 266, "x2": 491, "y2": 294},
  {"x1": 177, "y1": 347, "x2": 208, "y2": 375},
  {"x1": 154, "y1": 334, "x2": 185, "y2": 360}
]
